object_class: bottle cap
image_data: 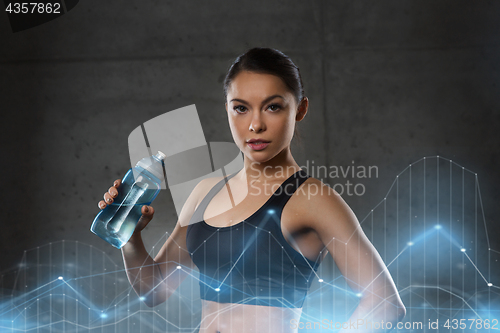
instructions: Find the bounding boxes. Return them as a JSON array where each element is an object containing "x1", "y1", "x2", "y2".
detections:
[{"x1": 155, "y1": 151, "x2": 167, "y2": 161}]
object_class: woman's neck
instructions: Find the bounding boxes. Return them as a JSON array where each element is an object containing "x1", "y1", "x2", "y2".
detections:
[{"x1": 240, "y1": 146, "x2": 301, "y2": 183}]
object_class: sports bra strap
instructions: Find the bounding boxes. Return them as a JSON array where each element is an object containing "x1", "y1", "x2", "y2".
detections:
[{"x1": 267, "y1": 168, "x2": 310, "y2": 212}]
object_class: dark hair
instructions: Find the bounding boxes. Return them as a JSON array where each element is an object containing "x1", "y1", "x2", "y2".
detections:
[
  {"x1": 224, "y1": 48, "x2": 304, "y2": 103},
  {"x1": 223, "y1": 47, "x2": 306, "y2": 147}
]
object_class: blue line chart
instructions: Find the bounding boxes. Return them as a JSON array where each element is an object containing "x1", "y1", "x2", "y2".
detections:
[{"x1": 1, "y1": 156, "x2": 499, "y2": 332}]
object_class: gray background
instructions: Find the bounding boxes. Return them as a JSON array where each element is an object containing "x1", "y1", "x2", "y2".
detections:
[{"x1": 0, "y1": 0, "x2": 499, "y2": 294}]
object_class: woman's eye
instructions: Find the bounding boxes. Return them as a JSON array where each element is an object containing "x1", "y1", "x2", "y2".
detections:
[
  {"x1": 267, "y1": 104, "x2": 282, "y2": 112},
  {"x1": 234, "y1": 105, "x2": 247, "y2": 113}
]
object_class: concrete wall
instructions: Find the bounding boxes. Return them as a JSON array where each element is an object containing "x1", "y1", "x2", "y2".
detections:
[{"x1": 1, "y1": 0, "x2": 499, "y2": 298}]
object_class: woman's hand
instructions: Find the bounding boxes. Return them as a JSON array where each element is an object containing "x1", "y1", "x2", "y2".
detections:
[{"x1": 98, "y1": 179, "x2": 155, "y2": 235}]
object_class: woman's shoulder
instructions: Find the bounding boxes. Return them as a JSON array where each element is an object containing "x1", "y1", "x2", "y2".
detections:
[
  {"x1": 195, "y1": 174, "x2": 226, "y2": 190},
  {"x1": 177, "y1": 173, "x2": 230, "y2": 227},
  {"x1": 190, "y1": 173, "x2": 234, "y2": 207},
  {"x1": 298, "y1": 176, "x2": 339, "y2": 201},
  {"x1": 294, "y1": 175, "x2": 355, "y2": 226}
]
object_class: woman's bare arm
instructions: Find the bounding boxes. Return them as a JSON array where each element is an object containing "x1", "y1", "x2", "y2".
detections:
[
  {"x1": 120, "y1": 213, "x2": 195, "y2": 307},
  {"x1": 100, "y1": 178, "x2": 205, "y2": 307},
  {"x1": 305, "y1": 181, "x2": 406, "y2": 332}
]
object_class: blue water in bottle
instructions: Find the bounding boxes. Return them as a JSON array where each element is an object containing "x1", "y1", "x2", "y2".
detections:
[{"x1": 91, "y1": 151, "x2": 166, "y2": 248}]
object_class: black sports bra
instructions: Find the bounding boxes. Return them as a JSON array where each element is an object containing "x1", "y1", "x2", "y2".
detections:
[{"x1": 186, "y1": 168, "x2": 321, "y2": 308}]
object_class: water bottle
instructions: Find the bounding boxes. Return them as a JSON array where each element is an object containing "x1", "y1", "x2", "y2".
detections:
[{"x1": 91, "y1": 151, "x2": 166, "y2": 249}]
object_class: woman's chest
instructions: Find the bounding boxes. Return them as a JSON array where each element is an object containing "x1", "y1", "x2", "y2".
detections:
[{"x1": 188, "y1": 182, "x2": 323, "y2": 263}]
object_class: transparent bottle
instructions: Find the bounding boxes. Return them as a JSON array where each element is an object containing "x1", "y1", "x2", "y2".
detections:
[{"x1": 91, "y1": 151, "x2": 166, "y2": 249}]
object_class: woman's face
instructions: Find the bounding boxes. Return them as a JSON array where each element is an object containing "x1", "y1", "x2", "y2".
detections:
[{"x1": 225, "y1": 71, "x2": 306, "y2": 164}]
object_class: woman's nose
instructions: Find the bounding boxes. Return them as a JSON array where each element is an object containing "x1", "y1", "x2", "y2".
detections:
[{"x1": 249, "y1": 111, "x2": 265, "y2": 133}]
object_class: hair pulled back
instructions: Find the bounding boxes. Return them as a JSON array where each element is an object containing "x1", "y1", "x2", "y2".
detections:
[{"x1": 223, "y1": 48, "x2": 305, "y2": 104}]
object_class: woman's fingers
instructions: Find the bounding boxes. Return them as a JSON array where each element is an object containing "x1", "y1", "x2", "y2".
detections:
[
  {"x1": 104, "y1": 192, "x2": 113, "y2": 205},
  {"x1": 109, "y1": 179, "x2": 121, "y2": 198},
  {"x1": 135, "y1": 205, "x2": 155, "y2": 232},
  {"x1": 98, "y1": 179, "x2": 122, "y2": 210},
  {"x1": 141, "y1": 205, "x2": 155, "y2": 218},
  {"x1": 108, "y1": 185, "x2": 118, "y2": 198},
  {"x1": 98, "y1": 200, "x2": 106, "y2": 209}
]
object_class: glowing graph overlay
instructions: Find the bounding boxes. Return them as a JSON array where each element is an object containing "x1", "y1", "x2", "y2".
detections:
[
  {"x1": 301, "y1": 155, "x2": 500, "y2": 331},
  {"x1": 1, "y1": 155, "x2": 499, "y2": 332}
]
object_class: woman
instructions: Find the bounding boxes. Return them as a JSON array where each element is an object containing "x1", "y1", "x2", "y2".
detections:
[{"x1": 98, "y1": 48, "x2": 406, "y2": 332}]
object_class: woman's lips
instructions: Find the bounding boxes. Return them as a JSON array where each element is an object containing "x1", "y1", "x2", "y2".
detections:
[{"x1": 247, "y1": 141, "x2": 270, "y2": 150}]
